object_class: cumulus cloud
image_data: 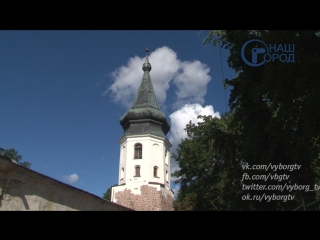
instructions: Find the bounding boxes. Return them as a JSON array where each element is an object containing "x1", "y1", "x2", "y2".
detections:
[
  {"x1": 64, "y1": 173, "x2": 79, "y2": 184},
  {"x1": 105, "y1": 46, "x2": 211, "y2": 111},
  {"x1": 169, "y1": 104, "x2": 220, "y2": 180},
  {"x1": 172, "y1": 61, "x2": 211, "y2": 109},
  {"x1": 105, "y1": 46, "x2": 179, "y2": 109}
]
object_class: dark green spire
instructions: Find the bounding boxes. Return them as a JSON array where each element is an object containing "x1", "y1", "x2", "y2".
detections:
[
  {"x1": 131, "y1": 48, "x2": 160, "y2": 110},
  {"x1": 119, "y1": 49, "x2": 171, "y2": 137}
]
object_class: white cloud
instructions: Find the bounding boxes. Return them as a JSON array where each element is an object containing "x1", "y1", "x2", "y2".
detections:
[
  {"x1": 105, "y1": 46, "x2": 211, "y2": 111},
  {"x1": 104, "y1": 56, "x2": 143, "y2": 109},
  {"x1": 169, "y1": 104, "x2": 220, "y2": 181},
  {"x1": 169, "y1": 103, "x2": 220, "y2": 153},
  {"x1": 105, "y1": 46, "x2": 179, "y2": 109},
  {"x1": 64, "y1": 173, "x2": 79, "y2": 184},
  {"x1": 172, "y1": 61, "x2": 211, "y2": 110}
]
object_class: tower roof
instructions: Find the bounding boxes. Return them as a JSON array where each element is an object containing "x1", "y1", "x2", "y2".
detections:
[
  {"x1": 119, "y1": 49, "x2": 170, "y2": 137},
  {"x1": 131, "y1": 48, "x2": 159, "y2": 110}
]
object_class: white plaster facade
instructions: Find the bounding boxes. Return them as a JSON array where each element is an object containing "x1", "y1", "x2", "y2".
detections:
[
  {"x1": 110, "y1": 50, "x2": 174, "y2": 210},
  {"x1": 112, "y1": 133, "x2": 172, "y2": 200}
]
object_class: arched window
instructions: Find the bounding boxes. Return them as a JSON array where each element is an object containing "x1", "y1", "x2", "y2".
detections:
[
  {"x1": 134, "y1": 143, "x2": 142, "y2": 159},
  {"x1": 121, "y1": 167, "x2": 124, "y2": 180},
  {"x1": 165, "y1": 149, "x2": 168, "y2": 165},
  {"x1": 153, "y1": 166, "x2": 158, "y2": 177},
  {"x1": 122, "y1": 146, "x2": 126, "y2": 162},
  {"x1": 134, "y1": 165, "x2": 141, "y2": 177}
]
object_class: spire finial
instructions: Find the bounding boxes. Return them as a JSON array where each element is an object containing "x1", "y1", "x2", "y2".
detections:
[{"x1": 142, "y1": 48, "x2": 151, "y2": 72}]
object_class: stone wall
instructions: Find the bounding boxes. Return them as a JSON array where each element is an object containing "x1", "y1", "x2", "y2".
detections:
[
  {"x1": 114, "y1": 185, "x2": 174, "y2": 211},
  {"x1": 0, "y1": 156, "x2": 133, "y2": 211}
]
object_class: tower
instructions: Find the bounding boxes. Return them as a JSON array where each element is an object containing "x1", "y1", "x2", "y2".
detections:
[{"x1": 111, "y1": 49, "x2": 174, "y2": 211}]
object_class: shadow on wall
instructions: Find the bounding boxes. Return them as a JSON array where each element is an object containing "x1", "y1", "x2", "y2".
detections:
[{"x1": 0, "y1": 155, "x2": 133, "y2": 211}]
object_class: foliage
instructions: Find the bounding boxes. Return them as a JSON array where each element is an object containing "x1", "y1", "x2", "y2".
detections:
[
  {"x1": 3, "y1": 148, "x2": 31, "y2": 169},
  {"x1": 173, "y1": 30, "x2": 320, "y2": 210},
  {"x1": 172, "y1": 114, "x2": 257, "y2": 210},
  {"x1": 103, "y1": 184, "x2": 118, "y2": 201}
]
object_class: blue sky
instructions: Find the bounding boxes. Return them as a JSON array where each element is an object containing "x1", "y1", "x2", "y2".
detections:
[{"x1": 0, "y1": 30, "x2": 236, "y2": 198}]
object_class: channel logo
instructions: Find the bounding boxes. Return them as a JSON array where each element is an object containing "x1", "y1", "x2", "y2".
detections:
[{"x1": 241, "y1": 39, "x2": 295, "y2": 67}]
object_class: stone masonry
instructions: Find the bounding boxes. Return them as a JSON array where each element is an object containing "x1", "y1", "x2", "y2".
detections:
[{"x1": 114, "y1": 185, "x2": 173, "y2": 211}]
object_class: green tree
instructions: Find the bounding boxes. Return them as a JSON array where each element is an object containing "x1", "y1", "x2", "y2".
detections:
[
  {"x1": 103, "y1": 184, "x2": 118, "y2": 201},
  {"x1": 204, "y1": 30, "x2": 320, "y2": 205},
  {"x1": 3, "y1": 148, "x2": 31, "y2": 169},
  {"x1": 173, "y1": 30, "x2": 320, "y2": 210},
  {"x1": 172, "y1": 113, "x2": 293, "y2": 210},
  {"x1": 173, "y1": 114, "x2": 260, "y2": 210}
]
